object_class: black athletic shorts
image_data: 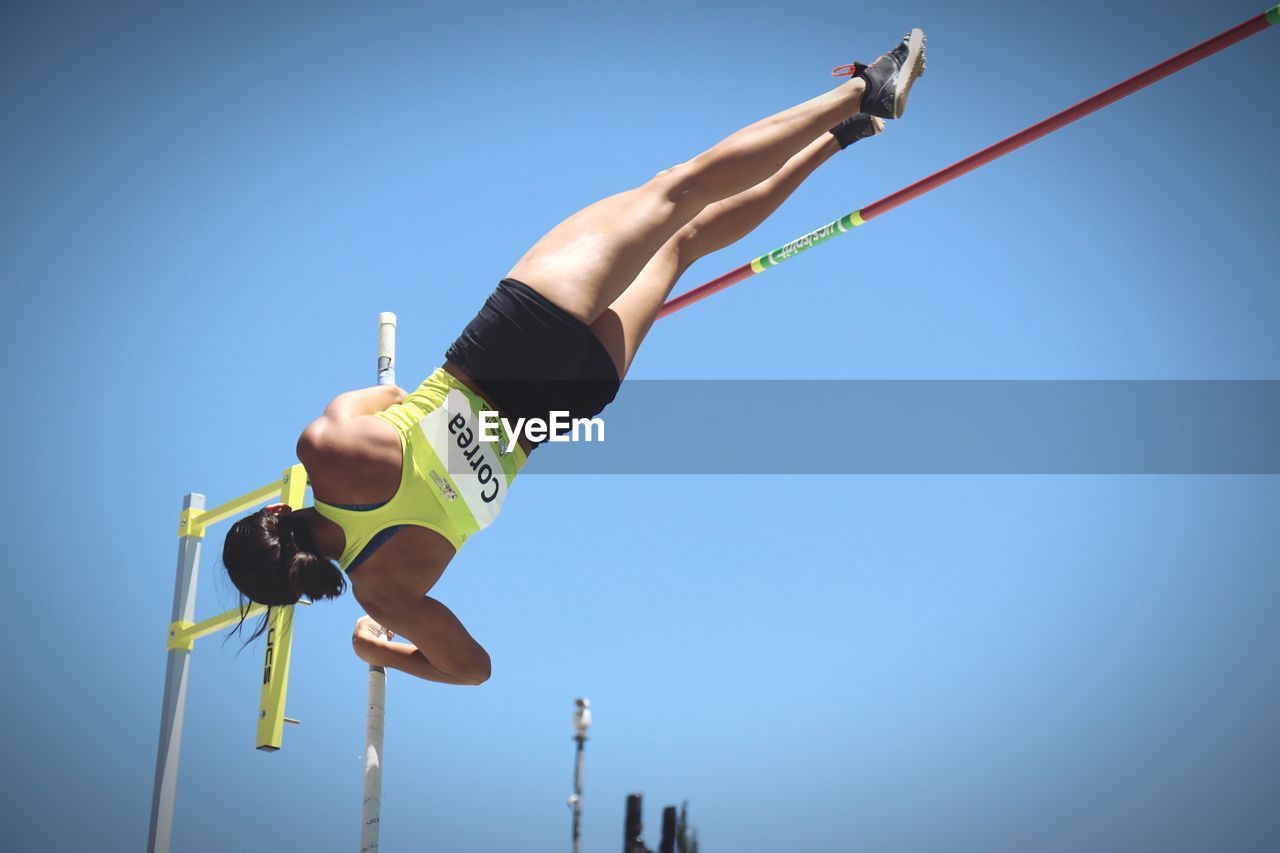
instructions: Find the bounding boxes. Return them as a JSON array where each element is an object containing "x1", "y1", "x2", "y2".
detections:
[{"x1": 445, "y1": 278, "x2": 621, "y2": 435}]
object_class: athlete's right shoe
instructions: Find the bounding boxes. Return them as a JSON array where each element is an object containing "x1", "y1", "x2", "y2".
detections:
[
  {"x1": 829, "y1": 113, "x2": 885, "y2": 149},
  {"x1": 849, "y1": 28, "x2": 926, "y2": 120}
]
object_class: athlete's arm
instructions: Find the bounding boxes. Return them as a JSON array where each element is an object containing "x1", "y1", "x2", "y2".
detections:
[
  {"x1": 351, "y1": 615, "x2": 488, "y2": 686},
  {"x1": 322, "y1": 384, "x2": 407, "y2": 419},
  {"x1": 351, "y1": 599, "x2": 492, "y2": 686}
]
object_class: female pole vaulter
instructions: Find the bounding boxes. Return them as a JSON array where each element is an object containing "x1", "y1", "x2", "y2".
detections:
[{"x1": 222, "y1": 31, "x2": 926, "y2": 685}]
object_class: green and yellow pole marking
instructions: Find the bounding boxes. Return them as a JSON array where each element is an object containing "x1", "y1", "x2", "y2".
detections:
[{"x1": 747, "y1": 211, "x2": 866, "y2": 275}]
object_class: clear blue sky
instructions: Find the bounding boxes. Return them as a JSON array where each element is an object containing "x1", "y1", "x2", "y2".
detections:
[{"x1": 2, "y1": 1, "x2": 1278, "y2": 851}]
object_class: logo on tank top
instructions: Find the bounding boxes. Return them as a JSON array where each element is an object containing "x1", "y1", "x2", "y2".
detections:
[{"x1": 428, "y1": 470, "x2": 457, "y2": 501}]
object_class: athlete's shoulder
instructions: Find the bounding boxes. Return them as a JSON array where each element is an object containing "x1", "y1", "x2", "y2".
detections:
[{"x1": 297, "y1": 413, "x2": 401, "y2": 474}]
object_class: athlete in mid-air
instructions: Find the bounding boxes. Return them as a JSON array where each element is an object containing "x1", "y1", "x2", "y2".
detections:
[{"x1": 223, "y1": 30, "x2": 927, "y2": 684}]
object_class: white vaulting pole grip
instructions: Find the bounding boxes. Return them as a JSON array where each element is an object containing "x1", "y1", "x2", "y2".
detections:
[
  {"x1": 377, "y1": 312, "x2": 397, "y2": 388},
  {"x1": 361, "y1": 311, "x2": 395, "y2": 853}
]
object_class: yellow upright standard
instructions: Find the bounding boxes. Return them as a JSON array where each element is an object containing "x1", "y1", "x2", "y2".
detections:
[{"x1": 148, "y1": 463, "x2": 310, "y2": 853}]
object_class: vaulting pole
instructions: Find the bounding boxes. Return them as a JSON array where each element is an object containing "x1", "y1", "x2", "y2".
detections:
[
  {"x1": 657, "y1": 5, "x2": 1280, "y2": 319},
  {"x1": 360, "y1": 311, "x2": 397, "y2": 853}
]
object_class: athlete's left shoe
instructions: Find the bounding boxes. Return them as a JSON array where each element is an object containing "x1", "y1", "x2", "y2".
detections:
[
  {"x1": 834, "y1": 28, "x2": 926, "y2": 120},
  {"x1": 829, "y1": 113, "x2": 885, "y2": 149}
]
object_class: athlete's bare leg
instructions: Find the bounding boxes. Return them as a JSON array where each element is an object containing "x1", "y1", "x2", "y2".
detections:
[
  {"x1": 591, "y1": 131, "x2": 845, "y2": 377},
  {"x1": 507, "y1": 80, "x2": 865, "y2": 324}
]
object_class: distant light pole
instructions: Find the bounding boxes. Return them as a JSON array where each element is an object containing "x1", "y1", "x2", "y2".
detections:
[{"x1": 568, "y1": 698, "x2": 591, "y2": 853}]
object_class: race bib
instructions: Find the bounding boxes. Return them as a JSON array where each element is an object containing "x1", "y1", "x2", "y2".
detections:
[{"x1": 418, "y1": 388, "x2": 512, "y2": 530}]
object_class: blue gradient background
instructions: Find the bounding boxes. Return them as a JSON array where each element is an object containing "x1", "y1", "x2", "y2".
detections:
[{"x1": 2, "y1": 1, "x2": 1278, "y2": 851}]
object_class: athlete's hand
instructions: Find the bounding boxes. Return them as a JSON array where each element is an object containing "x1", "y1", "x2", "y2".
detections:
[
  {"x1": 352, "y1": 615, "x2": 395, "y2": 664},
  {"x1": 354, "y1": 614, "x2": 395, "y2": 640}
]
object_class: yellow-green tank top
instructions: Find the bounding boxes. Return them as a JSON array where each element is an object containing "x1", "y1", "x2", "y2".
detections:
[{"x1": 313, "y1": 367, "x2": 527, "y2": 570}]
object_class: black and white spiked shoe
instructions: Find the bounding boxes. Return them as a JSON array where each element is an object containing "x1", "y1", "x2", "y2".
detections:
[{"x1": 854, "y1": 28, "x2": 927, "y2": 120}]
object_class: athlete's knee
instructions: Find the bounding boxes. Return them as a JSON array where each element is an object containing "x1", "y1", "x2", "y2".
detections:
[
  {"x1": 651, "y1": 162, "x2": 679, "y2": 181},
  {"x1": 647, "y1": 158, "x2": 706, "y2": 210}
]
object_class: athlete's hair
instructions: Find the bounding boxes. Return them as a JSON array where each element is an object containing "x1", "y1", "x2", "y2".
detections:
[{"x1": 222, "y1": 509, "x2": 346, "y2": 642}]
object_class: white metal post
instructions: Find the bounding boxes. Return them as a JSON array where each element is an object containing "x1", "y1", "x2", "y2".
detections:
[
  {"x1": 148, "y1": 492, "x2": 205, "y2": 853},
  {"x1": 361, "y1": 311, "x2": 396, "y2": 853}
]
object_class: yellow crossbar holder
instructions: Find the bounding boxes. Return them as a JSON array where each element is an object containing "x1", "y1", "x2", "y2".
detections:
[
  {"x1": 177, "y1": 466, "x2": 307, "y2": 539},
  {"x1": 167, "y1": 598, "x2": 313, "y2": 648},
  {"x1": 167, "y1": 607, "x2": 254, "y2": 652}
]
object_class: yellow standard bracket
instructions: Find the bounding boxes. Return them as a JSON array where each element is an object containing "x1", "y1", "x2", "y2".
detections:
[
  {"x1": 177, "y1": 475, "x2": 301, "y2": 540},
  {"x1": 166, "y1": 603, "x2": 270, "y2": 651},
  {"x1": 167, "y1": 620, "x2": 197, "y2": 652},
  {"x1": 256, "y1": 463, "x2": 308, "y2": 751},
  {"x1": 177, "y1": 507, "x2": 207, "y2": 539}
]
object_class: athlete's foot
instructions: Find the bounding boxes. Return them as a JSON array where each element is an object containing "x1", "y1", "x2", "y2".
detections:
[
  {"x1": 829, "y1": 113, "x2": 885, "y2": 149},
  {"x1": 848, "y1": 28, "x2": 926, "y2": 119}
]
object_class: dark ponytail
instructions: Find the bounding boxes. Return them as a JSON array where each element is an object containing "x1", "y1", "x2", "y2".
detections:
[
  {"x1": 222, "y1": 508, "x2": 346, "y2": 644},
  {"x1": 277, "y1": 512, "x2": 346, "y2": 601}
]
